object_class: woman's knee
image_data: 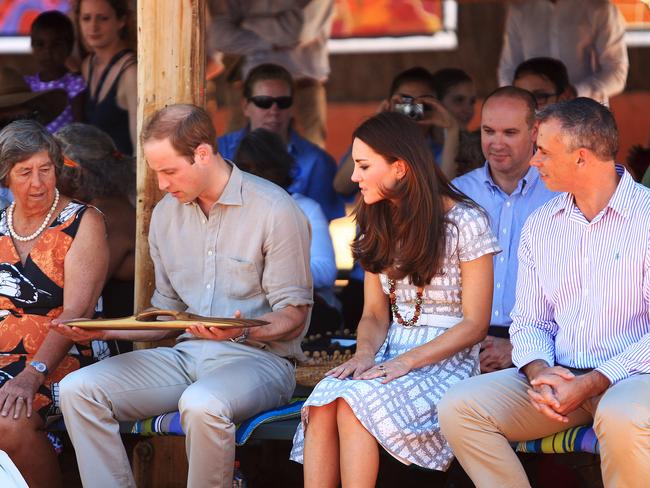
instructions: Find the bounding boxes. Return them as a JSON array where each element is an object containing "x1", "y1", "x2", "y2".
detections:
[{"x1": 307, "y1": 401, "x2": 338, "y2": 426}]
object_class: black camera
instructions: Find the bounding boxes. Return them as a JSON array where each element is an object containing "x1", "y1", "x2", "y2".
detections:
[{"x1": 393, "y1": 96, "x2": 425, "y2": 121}]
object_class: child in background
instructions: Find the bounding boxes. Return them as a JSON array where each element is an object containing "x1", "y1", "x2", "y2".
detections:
[{"x1": 24, "y1": 10, "x2": 86, "y2": 133}]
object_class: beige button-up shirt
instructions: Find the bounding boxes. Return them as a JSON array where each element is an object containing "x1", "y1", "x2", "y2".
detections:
[
  {"x1": 498, "y1": 0, "x2": 628, "y2": 105},
  {"x1": 148, "y1": 163, "x2": 313, "y2": 359}
]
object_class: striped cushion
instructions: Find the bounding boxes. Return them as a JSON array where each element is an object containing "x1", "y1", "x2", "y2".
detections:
[
  {"x1": 130, "y1": 398, "x2": 306, "y2": 446},
  {"x1": 516, "y1": 425, "x2": 599, "y2": 454}
]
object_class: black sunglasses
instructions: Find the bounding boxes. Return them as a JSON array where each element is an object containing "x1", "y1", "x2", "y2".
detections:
[{"x1": 248, "y1": 96, "x2": 293, "y2": 110}]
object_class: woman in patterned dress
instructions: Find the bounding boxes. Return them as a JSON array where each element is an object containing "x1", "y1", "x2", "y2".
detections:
[
  {"x1": 0, "y1": 120, "x2": 108, "y2": 488},
  {"x1": 291, "y1": 112, "x2": 500, "y2": 487}
]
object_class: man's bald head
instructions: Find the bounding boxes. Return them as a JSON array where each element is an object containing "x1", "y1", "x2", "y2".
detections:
[
  {"x1": 141, "y1": 104, "x2": 218, "y2": 160},
  {"x1": 482, "y1": 86, "x2": 537, "y2": 128}
]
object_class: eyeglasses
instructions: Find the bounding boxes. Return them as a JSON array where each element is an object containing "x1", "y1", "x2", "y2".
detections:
[{"x1": 248, "y1": 96, "x2": 293, "y2": 110}]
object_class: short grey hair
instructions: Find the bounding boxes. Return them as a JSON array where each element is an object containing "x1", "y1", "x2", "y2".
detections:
[
  {"x1": 0, "y1": 120, "x2": 63, "y2": 185},
  {"x1": 536, "y1": 97, "x2": 619, "y2": 161}
]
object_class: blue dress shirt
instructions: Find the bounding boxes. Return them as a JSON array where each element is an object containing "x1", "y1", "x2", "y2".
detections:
[
  {"x1": 218, "y1": 127, "x2": 344, "y2": 221},
  {"x1": 452, "y1": 162, "x2": 556, "y2": 328}
]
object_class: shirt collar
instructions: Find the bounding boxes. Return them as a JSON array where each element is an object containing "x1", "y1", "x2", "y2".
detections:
[
  {"x1": 481, "y1": 161, "x2": 540, "y2": 195},
  {"x1": 551, "y1": 164, "x2": 633, "y2": 218},
  {"x1": 287, "y1": 128, "x2": 300, "y2": 155},
  {"x1": 605, "y1": 164, "x2": 634, "y2": 219},
  {"x1": 216, "y1": 160, "x2": 243, "y2": 206}
]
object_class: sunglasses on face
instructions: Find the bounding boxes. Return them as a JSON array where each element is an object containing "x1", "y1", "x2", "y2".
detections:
[{"x1": 248, "y1": 96, "x2": 293, "y2": 110}]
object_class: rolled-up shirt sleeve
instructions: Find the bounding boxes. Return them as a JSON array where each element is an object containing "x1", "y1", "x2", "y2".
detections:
[
  {"x1": 510, "y1": 220, "x2": 557, "y2": 369},
  {"x1": 262, "y1": 197, "x2": 314, "y2": 311}
]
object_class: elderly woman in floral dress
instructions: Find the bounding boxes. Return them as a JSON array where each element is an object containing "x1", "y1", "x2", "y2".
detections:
[{"x1": 0, "y1": 120, "x2": 108, "y2": 488}]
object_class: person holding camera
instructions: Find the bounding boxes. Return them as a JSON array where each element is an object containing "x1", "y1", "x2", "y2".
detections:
[
  {"x1": 334, "y1": 67, "x2": 461, "y2": 199},
  {"x1": 335, "y1": 67, "x2": 463, "y2": 332}
]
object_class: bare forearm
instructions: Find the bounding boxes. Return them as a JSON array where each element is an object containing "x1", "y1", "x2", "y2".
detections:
[
  {"x1": 401, "y1": 318, "x2": 486, "y2": 370},
  {"x1": 578, "y1": 370, "x2": 611, "y2": 398},
  {"x1": 248, "y1": 305, "x2": 310, "y2": 342},
  {"x1": 522, "y1": 359, "x2": 552, "y2": 383},
  {"x1": 355, "y1": 315, "x2": 389, "y2": 357},
  {"x1": 33, "y1": 331, "x2": 75, "y2": 373}
]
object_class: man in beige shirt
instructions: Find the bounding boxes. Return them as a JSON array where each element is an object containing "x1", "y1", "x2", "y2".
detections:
[{"x1": 55, "y1": 104, "x2": 313, "y2": 488}]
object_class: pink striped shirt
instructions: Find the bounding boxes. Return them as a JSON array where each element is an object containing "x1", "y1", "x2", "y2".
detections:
[{"x1": 510, "y1": 166, "x2": 650, "y2": 384}]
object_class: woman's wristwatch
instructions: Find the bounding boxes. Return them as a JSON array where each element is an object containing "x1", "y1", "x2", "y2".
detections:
[
  {"x1": 28, "y1": 360, "x2": 49, "y2": 376},
  {"x1": 230, "y1": 328, "x2": 249, "y2": 344}
]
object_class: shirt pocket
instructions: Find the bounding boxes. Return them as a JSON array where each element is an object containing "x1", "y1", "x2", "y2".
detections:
[{"x1": 219, "y1": 256, "x2": 263, "y2": 299}]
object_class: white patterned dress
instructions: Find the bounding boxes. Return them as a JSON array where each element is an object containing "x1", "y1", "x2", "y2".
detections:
[{"x1": 290, "y1": 203, "x2": 500, "y2": 470}]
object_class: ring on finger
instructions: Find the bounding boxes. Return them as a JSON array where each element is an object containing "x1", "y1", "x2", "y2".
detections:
[{"x1": 377, "y1": 364, "x2": 387, "y2": 376}]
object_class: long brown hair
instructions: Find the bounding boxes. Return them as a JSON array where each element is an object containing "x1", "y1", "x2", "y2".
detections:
[{"x1": 351, "y1": 112, "x2": 474, "y2": 287}]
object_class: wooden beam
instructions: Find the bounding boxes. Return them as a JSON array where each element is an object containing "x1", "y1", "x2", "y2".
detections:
[{"x1": 135, "y1": 0, "x2": 206, "y2": 341}]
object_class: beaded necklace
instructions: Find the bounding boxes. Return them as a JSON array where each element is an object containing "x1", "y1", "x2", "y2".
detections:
[
  {"x1": 388, "y1": 278, "x2": 424, "y2": 328},
  {"x1": 7, "y1": 188, "x2": 60, "y2": 242}
]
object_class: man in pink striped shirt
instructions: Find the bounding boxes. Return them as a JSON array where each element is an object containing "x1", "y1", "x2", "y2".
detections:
[{"x1": 439, "y1": 97, "x2": 650, "y2": 488}]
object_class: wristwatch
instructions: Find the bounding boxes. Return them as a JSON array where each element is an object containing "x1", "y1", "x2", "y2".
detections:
[
  {"x1": 29, "y1": 360, "x2": 49, "y2": 376},
  {"x1": 230, "y1": 328, "x2": 249, "y2": 344}
]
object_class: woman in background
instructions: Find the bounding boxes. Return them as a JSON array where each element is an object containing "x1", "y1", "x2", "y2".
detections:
[
  {"x1": 75, "y1": 0, "x2": 137, "y2": 155},
  {"x1": 0, "y1": 120, "x2": 108, "y2": 488}
]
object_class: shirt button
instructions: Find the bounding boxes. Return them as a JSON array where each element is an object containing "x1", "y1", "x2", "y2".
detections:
[
  {"x1": 206, "y1": 283, "x2": 211, "y2": 289},
  {"x1": 502, "y1": 228, "x2": 507, "y2": 235},
  {"x1": 506, "y1": 201, "x2": 511, "y2": 207},
  {"x1": 580, "y1": 321, "x2": 585, "y2": 327},
  {"x1": 208, "y1": 250, "x2": 213, "y2": 256},
  {"x1": 582, "y1": 289, "x2": 588, "y2": 296},
  {"x1": 494, "y1": 310, "x2": 500, "y2": 316},
  {"x1": 500, "y1": 256, "x2": 505, "y2": 263},
  {"x1": 496, "y1": 282, "x2": 501, "y2": 289}
]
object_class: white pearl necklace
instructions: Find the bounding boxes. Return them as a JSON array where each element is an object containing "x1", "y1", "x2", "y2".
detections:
[{"x1": 7, "y1": 188, "x2": 60, "y2": 242}]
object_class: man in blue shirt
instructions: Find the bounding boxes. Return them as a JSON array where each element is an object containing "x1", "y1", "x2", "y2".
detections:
[
  {"x1": 453, "y1": 86, "x2": 555, "y2": 372},
  {"x1": 218, "y1": 63, "x2": 344, "y2": 221}
]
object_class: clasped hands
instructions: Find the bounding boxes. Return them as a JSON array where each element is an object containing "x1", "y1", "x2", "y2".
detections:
[
  {"x1": 326, "y1": 353, "x2": 412, "y2": 384},
  {"x1": 524, "y1": 361, "x2": 609, "y2": 423}
]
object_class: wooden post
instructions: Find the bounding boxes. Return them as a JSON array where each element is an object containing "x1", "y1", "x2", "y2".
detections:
[{"x1": 135, "y1": 0, "x2": 206, "y2": 328}]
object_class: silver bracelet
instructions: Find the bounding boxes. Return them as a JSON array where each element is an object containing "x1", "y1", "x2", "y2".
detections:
[{"x1": 230, "y1": 328, "x2": 249, "y2": 343}]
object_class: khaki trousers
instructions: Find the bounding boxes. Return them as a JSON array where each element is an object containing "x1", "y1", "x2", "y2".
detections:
[
  {"x1": 438, "y1": 368, "x2": 650, "y2": 488},
  {"x1": 59, "y1": 340, "x2": 295, "y2": 488}
]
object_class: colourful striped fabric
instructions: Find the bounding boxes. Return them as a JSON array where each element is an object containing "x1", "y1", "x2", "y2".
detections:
[
  {"x1": 516, "y1": 425, "x2": 599, "y2": 454},
  {"x1": 129, "y1": 398, "x2": 306, "y2": 446}
]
